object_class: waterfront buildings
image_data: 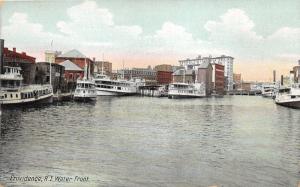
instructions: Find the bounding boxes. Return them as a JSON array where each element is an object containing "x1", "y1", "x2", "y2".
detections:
[
  {"x1": 179, "y1": 55, "x2": 234, "y2": 91},
  {"x1": 117, "y1": 67, "x2": 156, "y2": 81},
  {"x1": 154, "y1": 64, "x2": 173, "y2": 85},
  {"x1": 60, "y1": 60, "x2": 84, "y2": 81},
  {"x1": 35, "y1": 62, "x2": 65, "y2": 93},
  {"x1": 45, "y1": 50, "x2": 62, "y2": 64},
  {"x1": 212, "y1": 63, "x2": 225, "y2": 94},
  {"x1": 172, "y1": 69, "x2": 195, "y2": 83},
  {"x1": 55, "y1": 49, "x2": 94, "y2": 75},
  {"x1": 2, "y1": 45, "x2": 36, "y2": 85},
  {"x1": 154, "y1": 64, "x2": 173, "y2": 72},
  {"x1": 233, "y1": 73, "x2": 242, "y2": 90},
  {"x1": 293, "y1": 64, "x2": 300, "y2": 83},
  {"x1": 156, "y1": 71, "x2": 173, "y2": 85},
  {"x1": 94, "y1": 61, "x2": 112, "y2": 76},
  {"x1": 197, "y1": 61, "x2": 213, "y2": 95}
]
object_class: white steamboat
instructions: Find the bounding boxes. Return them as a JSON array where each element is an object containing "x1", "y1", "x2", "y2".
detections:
[
  {"x1": 168, "y1": 82, "x2": 206, "y2": 99},
  {"x1": 275, "y1": 83, "x2": 300, "y2": 109},
  {"x1": 94, "y1": 74, "x2": 144, "y2": 96},
  {"x1": 74, "y1": 61, "x2": 97, "y2": 101},
  {"x1": 0, "y1": 66, "x2": 53, "y2": 105}
]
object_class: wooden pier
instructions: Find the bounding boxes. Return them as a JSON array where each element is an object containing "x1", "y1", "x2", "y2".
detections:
[
  {"x1": 53, "y1": 92, "x2": 73, "y2": 102},
  {"x1": 138, "y1": 85, "x2": 167, "y2": 97},
  {"x1": 228, "y1": 90, "x2": 261, "y2": 96}
]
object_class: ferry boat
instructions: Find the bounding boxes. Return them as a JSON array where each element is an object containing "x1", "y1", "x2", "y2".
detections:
[
  {"x1": 0, "y1": 66, "x2": 53, "y2": 105},
  {"x1": 74, "y1": 62, "x2": 97, "y2": 101},
  {"x1": 261, "y1": 83, "x2": 276, "y2": 98},
  {"x1": 275, "y1": 83, "x2": 300, "y2": 109},
  {"x1": 168, "y1": 82, "x2": 206, "y2": 99},
  {"x1": 74, "y1": 79, "x2": 97, "y2": 101},
  {"x1": 94, "y1": 74, "x2": 144, "y2": 96}
]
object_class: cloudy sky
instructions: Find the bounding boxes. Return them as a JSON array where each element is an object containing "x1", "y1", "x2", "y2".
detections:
[{"x1": 1, "y1": 0, "x2": 299, "y2": 81}]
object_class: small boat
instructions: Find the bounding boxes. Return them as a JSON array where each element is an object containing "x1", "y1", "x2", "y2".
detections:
[
  {"x1": 168, "y1": 82, "x2": 206, "y2": 99},
  {"x1": 0, "y1": 66, "x2": 53, "y2": 105},
  {"x1": 275, "y1": 83, "x2": 300, "y2": 109},
  {"x1": 74, "y1": 60, "x2": 97, "y2": 102}
]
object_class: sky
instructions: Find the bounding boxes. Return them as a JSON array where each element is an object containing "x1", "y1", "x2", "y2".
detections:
[{"x1": 0, "y1": 0, "x2": 299, "y2": 81}]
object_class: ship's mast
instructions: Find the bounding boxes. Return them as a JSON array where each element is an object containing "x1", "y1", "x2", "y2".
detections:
[
  {"x1": 102, "y1": 53, "x2": 104, "y2": 75},
  {"x1": 0, "y1": 39, "x2": 4, "y2": 116},
  {"x1": 88, "y1": 58, "x2": 91, "y2": 80},
  {"x1": 122, "y1": 59, "x2": 125, "y2": 80},
  {"x1": 50, "y1": 40, "x2": 53, "y2": 85}
]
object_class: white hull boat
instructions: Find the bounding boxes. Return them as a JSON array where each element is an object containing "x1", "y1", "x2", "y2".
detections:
[
  {"x1": 0, "y1": 66, "x2": 53, "y2": 106},
  {"x1": 275, "y1": 84, "x2": 300, "y2": 109},
  {"x1": 74, "y1": 60, "x2": 97, "y2": 102},
  {"x1": 168, "y1": 82, "x2": 206, "y2": 99},
  {"x1": 94, "y1": 74, "x2": 144, "y2": 96}
]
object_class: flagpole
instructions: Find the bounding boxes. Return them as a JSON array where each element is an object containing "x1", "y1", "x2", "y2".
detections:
[{"x1": 50, "y1": 40, "x2": 53, "y2": 85}]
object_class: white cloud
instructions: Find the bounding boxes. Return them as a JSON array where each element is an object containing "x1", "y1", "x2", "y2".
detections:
[
  {"x1": 2, "y1": 3, "x2": 299, "y2": 68},
  {"x1": 204, "y1": 8, "x2": 263, "y2": 58},
  {"x1": 204, "y1": 8, "x2": 300, "y2": 60}
]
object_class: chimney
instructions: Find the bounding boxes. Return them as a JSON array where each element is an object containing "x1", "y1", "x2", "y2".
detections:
[
  {"x1": 0, "y1": 39, "x2": 4, "y2": 74},
  {"x1": 273, "y1": 70, "x2": 276, "y2": 83},
  {"x1": 93, "y1": 57, "x2": 95, "y2": 61},
  {"x1": 298, "y1": 60, "x2": 300, "y2": 65},
  {"x1": 13, "y1": 47, "x2": 16, "y2": 52},
  {"x1": 281, "y1": 75, "x2": 283, "y2": 86},
  {"x1": 22, "y1": 52, "x2": 26, "y2": 56}
]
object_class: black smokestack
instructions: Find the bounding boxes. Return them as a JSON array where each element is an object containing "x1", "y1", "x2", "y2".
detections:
[{"x1": 0, "y1": 39, "x2": 4, "y2": 74}]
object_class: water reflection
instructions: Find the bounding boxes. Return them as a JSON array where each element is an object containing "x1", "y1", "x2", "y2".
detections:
[{"x1": 0, "y1": 96, "x2": 299, "y2": 186}]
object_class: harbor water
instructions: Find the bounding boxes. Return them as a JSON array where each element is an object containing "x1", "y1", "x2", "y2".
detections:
[{"x1": 0, "y1": 96, "x2": 299, "y2": 186}]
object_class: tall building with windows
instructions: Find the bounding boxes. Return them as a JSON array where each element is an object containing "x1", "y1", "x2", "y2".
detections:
[
  {"x1": 117, "y1": 67, "x2": 156, "y2": 81},
  {"x1": 179, "y1": 55, "x2": 234, "y2": 91}
]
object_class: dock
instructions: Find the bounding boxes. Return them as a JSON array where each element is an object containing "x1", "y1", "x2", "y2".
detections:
[
  {"x1": 138, "y1": 85, "x2": 167, "y2": 97},
  {"x1": 53, "y1": 92, "x2": 73, "y2": 102}
]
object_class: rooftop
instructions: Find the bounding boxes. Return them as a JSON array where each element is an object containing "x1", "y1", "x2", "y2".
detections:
[
  {"x1": 60, "y1": 60, "x2": 83, "y2": 71},
  {"x1": 57, "y1": 49, "x2": 86, "y2": 58}
]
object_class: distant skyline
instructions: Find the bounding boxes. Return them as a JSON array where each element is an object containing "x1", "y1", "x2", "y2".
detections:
[{"x1": 0, "y1": 0, "x2": 299, "y2": 81}]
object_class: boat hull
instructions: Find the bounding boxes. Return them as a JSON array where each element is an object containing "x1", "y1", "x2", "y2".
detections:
[
  {"x1": 168, "y1": 94, "x2": 205, "y2": 99},
  {"x1": 96, "y1": 89, "x2": 137, "y2": 96},
  {"x1": 74, "y1": 96, "x2": 97, "y2": 102},
  {"x1": 0, "y1": 94, "x2": 53, "y2": 106},
  {"x1": 275, "y1": 100, "x2": 300, "y2": 109}
]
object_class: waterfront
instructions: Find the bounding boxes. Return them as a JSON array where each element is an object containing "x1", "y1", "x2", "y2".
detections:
[{"x1": 0, "y1": 96, "x2": 299, "y2": 187}]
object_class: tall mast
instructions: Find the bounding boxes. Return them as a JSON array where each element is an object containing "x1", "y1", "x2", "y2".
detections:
[
  {"x1": 102, "y1": 53, "x2": 104, "y2": 75},
  {"x1": 50, "y1": 40, "x2": 53, "y2": 85},
  {"x1": 84, "y1": 58, "x2": 87, "y2": 79},
  {"x1": 122, "y1": 59, "x2": 125, "y2": 80},
  {"x1": 88, "y1": 58, "x2": 91, "y2": 79}
]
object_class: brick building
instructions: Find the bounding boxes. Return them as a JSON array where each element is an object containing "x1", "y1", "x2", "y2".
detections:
[
  {"x1": 55, "y1": 49, "x2": 94, "y2": 76},
  {"x1": 59, "y1": 59, "x2": 84, "y2": 85},
  {"x1": 156, "y1": 71, "x2": 172, "y2": 85},
  {"x1": 197, "y1": 61, "x2": 213, "y2": 96},
  {"x1": 212, "y1": 63, "x2": 225, "y2": 94},
  {"x1": 1, "y1": 44, "x2": 36, "y2": 85},
  {"x1": 154, "y1": 64, "x2": 172, "y2": 72},
  {"x1": 179, "y1": 55, "x2": 234, "y2": 91},
  {"x1": 117, "y1": 67, "x2": 156, "y2": 81}
]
